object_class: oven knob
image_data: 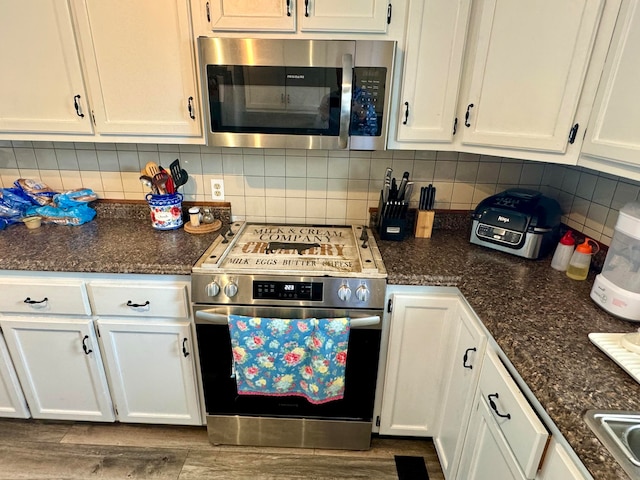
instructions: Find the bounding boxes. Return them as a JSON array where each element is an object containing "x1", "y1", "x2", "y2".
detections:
[
  {"x1": 355, "y1": 284, "x2": 370, "y2": 302},
  {"x1": 206, "y1": 281, "x2": 220, "y2": 297},
  {"x1": 337, "y1": 284, "x2": 352, "y2": 302},
  {"x1": 224, "y1": 281, "x2": 238, "y2": 298}
]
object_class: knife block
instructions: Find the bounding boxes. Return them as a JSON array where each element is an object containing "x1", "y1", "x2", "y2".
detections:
[
  {"x1": 376, "y1": 191, "x2": 408, "y2": 241},
  {"x1": 414, "y1": 210, "x2": 435, "y2": 238}
]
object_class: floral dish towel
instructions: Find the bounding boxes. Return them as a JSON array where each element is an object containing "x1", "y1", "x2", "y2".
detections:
[{"x1": 227, "y1": 315, "x2": 350, "y2": 404}]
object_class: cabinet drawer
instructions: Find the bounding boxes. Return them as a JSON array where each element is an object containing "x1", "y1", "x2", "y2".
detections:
[
  {"x1": 0, "y1": 279, "x2": 90, "y2": 316},
  {"x1": 478, "y1": 349, "x2": 549, "y2": 479},
  {"x1": 88, "y1": 282, "x2": 189, "y2": 318}
]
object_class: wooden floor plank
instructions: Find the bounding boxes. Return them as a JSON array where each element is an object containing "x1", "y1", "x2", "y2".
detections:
[{"x1": 0, "y1": 418, "x2": 72, "y2": 444}]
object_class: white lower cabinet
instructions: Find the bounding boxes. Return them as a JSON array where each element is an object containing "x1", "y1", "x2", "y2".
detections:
[
  {"x1": 434, "y1": 298, "x2": 487, "y2": 479},
  {"x1": 0, "y1": 332, "x2": 30, "y2": 418},
  {"x1": 378, "y1": 288, "x2": 458, "y2": 436},
  {"x1": 96, "y1": 319, "x2": 201, "y2": 425},
  {"x1": 0, "y1": 317, "x2": 114, "y2": 422},
  {"x1": 536, "y1": 437, "x2": 589, "y2": 480}
]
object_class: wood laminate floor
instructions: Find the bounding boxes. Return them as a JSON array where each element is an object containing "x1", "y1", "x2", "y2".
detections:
[{"x1": 0, "y1": 418, "x2": 444, "y2": 480}]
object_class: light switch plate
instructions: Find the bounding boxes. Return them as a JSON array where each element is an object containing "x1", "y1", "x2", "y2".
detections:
[{"x1": 211, "y1": 179, "x2": 225, "y2": 200}]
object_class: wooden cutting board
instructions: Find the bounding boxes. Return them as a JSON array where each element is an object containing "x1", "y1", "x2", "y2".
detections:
[{"x1": 184, "y1": 219, "x2": 222, "y2": 234}]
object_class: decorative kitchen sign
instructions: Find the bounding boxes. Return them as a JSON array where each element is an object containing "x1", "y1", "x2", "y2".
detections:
[{"x1": 194, "y1": 223, "x2": 384, "y2": 277}]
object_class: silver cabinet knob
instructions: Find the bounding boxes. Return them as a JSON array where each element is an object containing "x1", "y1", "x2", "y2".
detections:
[
  {"x1": 224, "y1": 281, "x2": 238, "y2": 298},
  {"x1": 337, "y1": 284, "x2": 352, "y2": 302},
  {"x1": 206, "y1": 281, "x2": 220, "y2": 297},
  {"x1": 355, "y1": 284, "x2": 370, "y2": 302}
]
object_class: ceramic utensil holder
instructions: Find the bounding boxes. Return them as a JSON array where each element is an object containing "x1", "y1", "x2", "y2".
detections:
[
  {"x1": 146, "y1": 192, "x2": 184, "y2": 230},
  {"x1": 415, "y1": 210, "x2": 435, "y2": 238}
]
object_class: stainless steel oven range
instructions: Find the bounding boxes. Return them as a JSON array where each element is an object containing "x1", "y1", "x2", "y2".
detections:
[{"x1": 191, "y1": 222, "x2": 387, "y2": 450}]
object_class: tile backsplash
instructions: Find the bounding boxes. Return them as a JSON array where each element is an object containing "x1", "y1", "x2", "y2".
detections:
[{"x1": 1, "y1": 140, "x2": 638, "y2": 246}]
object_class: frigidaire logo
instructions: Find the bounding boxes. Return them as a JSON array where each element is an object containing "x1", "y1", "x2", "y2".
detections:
[
  {"x1": 497, "y1": 216, "x2": 510, "y2": 223},
  {"x1": 287, "y1": 74, "x2": 305, "y2": 79}
]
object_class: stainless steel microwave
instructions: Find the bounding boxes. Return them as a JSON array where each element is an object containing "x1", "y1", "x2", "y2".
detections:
[{"x1": 198, "y1": 38, "x2": 395, "y2": 150}]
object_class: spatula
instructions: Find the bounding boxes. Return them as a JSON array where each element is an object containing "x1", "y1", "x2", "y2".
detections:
[{"x1": 169, "y1": 159, "x2": 189, "y2": 191}]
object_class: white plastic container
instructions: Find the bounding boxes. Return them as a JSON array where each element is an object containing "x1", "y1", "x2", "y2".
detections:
[
  {"x1": 551, "y1": 231, "x2": 575, "y2": 271},
  {"x1": 566, "y1": 238, "x2": 598, "y2": 280}
]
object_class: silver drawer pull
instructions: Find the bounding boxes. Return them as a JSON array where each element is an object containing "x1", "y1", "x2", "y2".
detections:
[{"x1": 488, "y1": 393, "x2": 511, "y2": 420}]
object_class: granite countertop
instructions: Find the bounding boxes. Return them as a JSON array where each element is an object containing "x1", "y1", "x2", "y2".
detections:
[
  {"x1": 0, "y1": 212, "x2": 635, "y2": 478},
  {"x1": 377, "y1": 229, "x2": 640, "y2": 480}
]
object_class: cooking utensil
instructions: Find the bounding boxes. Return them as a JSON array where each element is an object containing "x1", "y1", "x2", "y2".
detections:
[
  {"x1": 169, "y1": 159, "x2": 189, "y2": 191},
  {"x1": 152, "y1": 171, "x2": 170, "y2": 194},
  {"x1": 145, "y1": 161, "x2": 160, "y2": 178},
  {"x1": 159, "y1": 166, "x2": 176, "y2": 194},
  {"x1": 139, "y1": 175, "x2": 156, "y2": 193}
]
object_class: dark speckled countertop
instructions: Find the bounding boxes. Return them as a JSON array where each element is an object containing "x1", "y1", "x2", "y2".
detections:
[
  {"x1": 0, "y1": 209, "x2": 635, "y2": 479},
  {"x1": 378, "y1": 229, "x2": 640, "y2": 480}
]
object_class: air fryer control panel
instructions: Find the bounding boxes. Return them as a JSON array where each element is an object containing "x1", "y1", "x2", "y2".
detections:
[{"x1": 476, "y1": 223, "x2": 524, "y2": 246}]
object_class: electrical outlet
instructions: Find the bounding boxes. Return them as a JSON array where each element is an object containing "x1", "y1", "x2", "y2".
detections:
[{"x1": 211, "y1": 179, "x2": 225, "y2": 201}]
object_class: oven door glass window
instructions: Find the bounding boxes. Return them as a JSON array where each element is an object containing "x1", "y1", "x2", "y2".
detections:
[{"x1": 207, "y1": 65, "x2": 341, "y2": 136}]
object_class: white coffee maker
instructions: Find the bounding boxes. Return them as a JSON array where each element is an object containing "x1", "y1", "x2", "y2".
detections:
[{"x1": 591, "y1": 202, "x2": 640, "y2": 321}]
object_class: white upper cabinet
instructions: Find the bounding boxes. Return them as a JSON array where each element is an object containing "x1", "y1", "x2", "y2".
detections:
[
  {"x1": 391, "y1": 0, "x2": 471, "y2": 145},
  {"x1": 300, "y1": 0, "x2": 390, "y2": 33},
  {"x1": 580, "y1": 0, "x2": 640, "y2": 179},
  {"x1": 458, "y1": 0, "x2": 604, "y2": 154},
  {"x1": 0, "y1": 1, "x2": 93, "y2": 135},
  {"x1": 72, "y1": 0, "x2": 201, "y2": 138},
  {"x1": 203, "y1": 0, "x2": 393, "y2": 34}
]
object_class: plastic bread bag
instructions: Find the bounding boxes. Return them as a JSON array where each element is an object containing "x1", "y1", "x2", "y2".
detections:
[
  {"x1": 13, "y1": 178, "x2": 57, "y2": 205},
  {"x1": 0, "y1": 188, "x2": 34, "y2": 223},
  {"x1": 27, "y1": 203, "x2": 96, "y2": 226},
  {"x1": 53, "y1": 188, "x2": 98, "y2": 208}
]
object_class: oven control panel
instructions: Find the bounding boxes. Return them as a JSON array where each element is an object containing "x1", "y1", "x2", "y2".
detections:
[{"x1": 253, "y1": 281, "x2": 323, "y2": 301}]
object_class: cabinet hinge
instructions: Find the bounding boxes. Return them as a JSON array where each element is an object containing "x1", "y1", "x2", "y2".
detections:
[
  {"x1": 95, "y1": 325, "x2": 101, "y2": 338},
  {"x1": 114, "y1": 406, "x2": 118, "y2": 416},
  {"x1": 91, "y1": 110, "x2": 96, "y2": 125},
  {"x1": 387, "y1": 3, "x2": 392, "y2": 24},
  {"x1": 568, "y1": 123, "x2": 579, "y2": 144},
  {"x1": 387, "y1": 298, "x2": 393, "y2": 313},
  {"x1": 376, "y1": 415, "x2": 381, "y2": 427}
]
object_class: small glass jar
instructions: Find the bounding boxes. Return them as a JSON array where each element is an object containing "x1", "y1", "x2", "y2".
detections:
[
  {"x1": 202, "y1": 208, "x2": 214, "y2": 224},
  {"x1": 188, "y1": 207, "x2": 201, "y2": 227}
]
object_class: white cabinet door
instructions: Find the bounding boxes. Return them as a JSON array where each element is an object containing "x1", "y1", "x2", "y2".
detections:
[
  {"x1": 378, "y1": 292, "x2": 457, "y2": 436},
  {"x1": 581, "y1": 0, "x2": 640, "y2": 175},
  {"x1": 393, "y1": 0, "x2": 470, "y2": 145},
  {"x1": 434, "y1": 300, "x2": 487, "y2": 480},
  {"x1": 0, "y1": 317, "x2": 114, "y2": 422},
  {"x1": 97, "y1": 319, "x2": 201, "y2": 425},
  {"x1": 458, "y1": 0, "x2": 604, "y2": 153},
  {"x1": 456, "y1": 396, "x2": 527, "y2": 480},
  {"x1": 206, "y1": 0, "x2": 296, "y2": 32},
  {"x1": 72, "y1": 0, "x2": 201, "y2": 137},
  {"x1": 0, "y1": 1, "x2": 93, "y2": 134},
  {"x1": 0, "y1": 333, "x2": 30, "y2": 419},
  {"x1": 300, "y1": 0, "x2": 390, "y2": 33},
  {"x1": 536, "y1": 438, "x2": 589, "y2": 480}
]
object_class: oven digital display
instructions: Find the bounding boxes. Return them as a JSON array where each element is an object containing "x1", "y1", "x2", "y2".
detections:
[{"x1": 253, "y1": 281, "x2": 323, "y2": 301}]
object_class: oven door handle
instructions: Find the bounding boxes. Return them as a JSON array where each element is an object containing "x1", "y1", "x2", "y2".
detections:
[{"x1": 194, "y1": 311, "x2": 380, "y2": 328}]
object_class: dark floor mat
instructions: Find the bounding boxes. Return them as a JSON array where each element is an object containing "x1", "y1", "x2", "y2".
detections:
[{"x1": 394, "y1": 455, "x2": 430, "y2": 480}]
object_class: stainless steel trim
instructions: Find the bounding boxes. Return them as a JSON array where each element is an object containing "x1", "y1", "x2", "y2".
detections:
[
  {"x1": 195, "y1": 310, "x2": 380, "y2": 328},
  {"x1": 207, "y1": 415, "x2": 372, "y2": 450},
  {"x1": 470, "y1": 219, "x2": 544, "y2": 259},
  {"x1": 339, "y1": 53, "x2": 353, "y2": 149}
]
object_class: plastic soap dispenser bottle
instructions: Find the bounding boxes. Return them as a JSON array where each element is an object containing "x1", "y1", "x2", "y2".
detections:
[
  {"x1": 566, "y1": 238, "x2": 598, "y2": 280},
  {"x1": 551, "y1": 231, "x2": 575, "y2": 271}
]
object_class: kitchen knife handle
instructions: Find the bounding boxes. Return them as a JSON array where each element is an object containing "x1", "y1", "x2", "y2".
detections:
[{"x1": 403, "y1": 102, "x2": 409, "y2": 125}]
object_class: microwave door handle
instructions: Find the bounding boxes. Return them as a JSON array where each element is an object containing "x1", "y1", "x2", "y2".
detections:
[{"x1": 339, "y1": 53, "x2": 353, "y2": 149}]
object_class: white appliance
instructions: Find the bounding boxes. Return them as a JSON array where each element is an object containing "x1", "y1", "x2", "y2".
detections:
[{"x1": 591, "y1": 202, "x2": 640, "y2": 321}]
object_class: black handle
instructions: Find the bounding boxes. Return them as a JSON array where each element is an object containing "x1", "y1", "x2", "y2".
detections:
[
  {"x1": 187, "y1": 96, "x2": 195, "y2": 120},
  {"x1": 73, "y1": 95, "x2": 85, "y2": 118},
  {"x1": 286, "y1": 0, "x2": 291, "y2": 16},
  {"x1": 24, "y1": 297, "x2": 48, "y2": 305},
  {"x1": 488, "y1": 393, "x2": 511, "y2": 419},
  {"x1": 182, "y1": 338, "x2": 190, "y2": 357},
  {"x1": 453, "y1": 117, "x2": 458, "y2": 135},
  {"x1": 82, "y1": 335, "x2": 93, "y2": 355},
  {"x1": 463, "y1": 347, "x2": 476, "y2": 369},
  {"x1": 305, "y1": 0, "x2": 310, "y2": 16},
  {"x1": 402, "y1": 102, "x2": 409, "y2": 125},
  {"x1": 206, "y1": 1, "x2": 210, "y2": 22},
  {"x1": 464, "y1": 103, "x2": 474, "y2": 127},
  {"x1": 127, "y1": 300, "x2": 150, "y2": 308}
]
